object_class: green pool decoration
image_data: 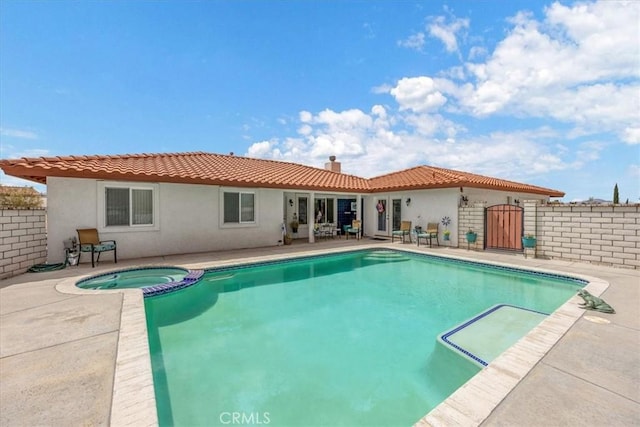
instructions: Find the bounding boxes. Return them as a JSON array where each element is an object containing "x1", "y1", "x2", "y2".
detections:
[{"x1": 577, "y1": 289, "x2": 615, "y2": 314}]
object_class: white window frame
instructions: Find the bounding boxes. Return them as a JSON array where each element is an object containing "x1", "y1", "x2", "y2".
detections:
[
  {"x1": 314, "y1": 197, "x2": 335, "y2": 223},
  {"x1": 97, "y1": 181, "x2": 160, "y2": 233},
  {"x1": 219, "y1": 188, "x2": 258, "y2": 228}
]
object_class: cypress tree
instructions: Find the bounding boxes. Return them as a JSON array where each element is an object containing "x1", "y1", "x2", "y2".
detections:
[{"x1": 613, "y1": 183, "x2": 619, "y2": 204}]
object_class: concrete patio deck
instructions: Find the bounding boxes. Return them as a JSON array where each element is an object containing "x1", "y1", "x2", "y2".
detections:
[{"x1": 1, "y1": 238, "x2": 638, "y2": 426}]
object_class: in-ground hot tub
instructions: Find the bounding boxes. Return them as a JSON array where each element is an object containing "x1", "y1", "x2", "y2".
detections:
[{"x1": 76, "y1": 266, "x2": 204, "y2": 295}]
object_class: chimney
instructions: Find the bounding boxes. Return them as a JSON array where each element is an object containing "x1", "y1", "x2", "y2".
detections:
[{"x1": 325, "y1": 155, "x2": 341, "y2": 173}]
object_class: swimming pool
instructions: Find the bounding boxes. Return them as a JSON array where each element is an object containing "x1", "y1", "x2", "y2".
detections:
[{"x1": 144, "y1": 249, "x2": 585, "y2": 426}]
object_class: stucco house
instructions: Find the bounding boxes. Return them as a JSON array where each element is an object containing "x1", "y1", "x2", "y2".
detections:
[{"x1": 0, "y1": 152, "x2": 563, "y2": 264}]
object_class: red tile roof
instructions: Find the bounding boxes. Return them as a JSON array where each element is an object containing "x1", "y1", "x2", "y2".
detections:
[
  {"x1": 368, "y1": 165, "x2": 564, "y2": 196},
  {"x1": 0, "y1": 152, "x2": 370, "y2": 192},
  {"x1": 0, "y1": 151, "x2": 564, "y2": 197}
]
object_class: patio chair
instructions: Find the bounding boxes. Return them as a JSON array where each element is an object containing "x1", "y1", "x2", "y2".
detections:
[
  {"x1": 76, "y1": 228, "x2": 117, "y2": 267},
  {"x1": 346, "y1": 220, "x2": 361, "y2": 240},
  {"x1": 417, "y1": 222, "x2": 439, "y2": 247},
  {"x1": 392, "y1": 220, "x2": 412, "y2": 243},
  {"x1": 342, "y1": 223, "x2": 351, "y2": 238},
  {"x1": 322, "y1": 223, "x2": 335, "y2": 239},
  {"x1": 314, "y1": 223, "x2": 335, "y2": 241}
]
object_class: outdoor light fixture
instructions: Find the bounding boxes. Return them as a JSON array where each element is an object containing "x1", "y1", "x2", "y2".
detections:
[
  {"x1": 289, "y1": 199, "x2": 294, "y2": 207},
  {"x1": 406, "y1": 198, "x2": 411, "y2": 206}
]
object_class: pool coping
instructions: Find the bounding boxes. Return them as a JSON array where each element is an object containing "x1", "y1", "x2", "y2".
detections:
[{"x1": 55, "y1": 244, "x2": 609, "y2": 426}]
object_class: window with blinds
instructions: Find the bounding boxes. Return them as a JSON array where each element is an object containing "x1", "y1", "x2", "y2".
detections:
[
  {"x1": 224, "y1": 191, "x2": 255, "y2": 223},
  {"x1": 105, "y1": 187, "x2": 154, "y2": 227}
]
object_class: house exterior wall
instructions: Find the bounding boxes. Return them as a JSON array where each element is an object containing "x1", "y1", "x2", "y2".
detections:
[
  {"x1": 46, "y1": 177, "x2": 285, "y2": 264},
  {"x1": 363, "y1": 188, "x2": 548, "y2": 247},
  {"x1": 364, "y1": 188, "x2": 460, "y2": 242},
  {"x1": 0, "y1": 209, "x2": 47, "y2": 279}
]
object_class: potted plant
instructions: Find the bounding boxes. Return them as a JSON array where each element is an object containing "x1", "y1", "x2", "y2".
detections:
[
  {"x1": 466, "y1": 228, "x2": 477, "y2": 243},
  {"x1": 290, "y1": 213, "x2": 299, "y2": 233},
  {"x1": 522, "y1": 233, "x2": 536, "y2": 248},
  {"x1": 283, "y1": 233, "x2": 293, "y2": 245},
  {"x1": 441, "y1": 216, "x2": 451, "y2": 241}
]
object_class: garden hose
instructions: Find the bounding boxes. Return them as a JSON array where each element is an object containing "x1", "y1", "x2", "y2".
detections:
[{"x1": 27, "y1": 262, "x2": 67, "y2": 273}]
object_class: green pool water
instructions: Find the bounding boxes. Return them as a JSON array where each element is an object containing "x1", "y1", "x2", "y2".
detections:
[{"x1": 145, "y1": 250, "x2": 583, "y2": 426}]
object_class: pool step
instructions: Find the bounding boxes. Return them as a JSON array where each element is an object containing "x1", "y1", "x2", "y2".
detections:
[
  {"x1": 363, "y1": 251, "x2": 408, "y2": 262},
  {"x1": 437, "y1": 304, "x2": 548, "y2": 367}
]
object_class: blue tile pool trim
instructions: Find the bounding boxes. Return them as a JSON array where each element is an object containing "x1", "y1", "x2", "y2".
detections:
[
  {"x1": 142, "y1": 269, "x2": 205, "y2": 297},
  {"x1": 201, "y1": 248, "x2": 589, "y2": 285},
  {"x1": 439, "y1": 304, "x2": 550, "y2": 367}
]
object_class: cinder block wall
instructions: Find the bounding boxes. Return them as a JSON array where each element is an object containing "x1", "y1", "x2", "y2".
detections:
[
  {"x1": 458, "y1": 203, "x2": 485, "y2": 249},
  {"x1": 534, "y1": 204, "x2": 639, "y2": 269},
  {"x1": 459, "y1": 202, "x2": 639, "y2": 269},
  {"x1": 0, "y1": 209, "x2": 47, "y2": 279}
]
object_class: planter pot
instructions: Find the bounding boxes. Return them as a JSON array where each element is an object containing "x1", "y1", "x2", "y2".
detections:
[
  {"x1": 466, "y1": 232, "x2": 477, "y2": 243},
  {"x1": 522, "y1": 237, "x2": 536, "y2": 248},
  {"x1": 283, "y1": 236, "x2": 293, "y2": 245},
  {"x1": 66, "y1": 252, "x2": 79, "y2": 266},
  {"x1": 443, "y1": 234, "x2": 450, "y2": 241},
  {"x1": 292, "y1": 228, "x2": 298, "y2": 234}
]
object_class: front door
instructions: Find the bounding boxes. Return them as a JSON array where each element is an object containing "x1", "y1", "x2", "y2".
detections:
[
  {"x1": 296, "y1": 196, "x2": 309, "y2": 236},
  {"x1": 375, "y1": 198, "x2": 388, "y2": 234}
]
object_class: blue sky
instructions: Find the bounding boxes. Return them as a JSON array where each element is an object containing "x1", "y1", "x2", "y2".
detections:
[{"x1": 1, "y1": 0, "x2": 638, "y2": 202}]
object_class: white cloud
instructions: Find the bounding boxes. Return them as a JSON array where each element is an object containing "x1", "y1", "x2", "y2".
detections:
[
  {"x1": 389, "y1": 1, "x2": 639, "y2": 141},
  {"x1": 298, "y1": 124, "x2": 313, "y2": 136},
  {"x1": 468, "y1": 46, "x2": 488, "y2": 61},
  {"x1": 246, "y1": 106, "x2": 582, "y2": 182},
  {"x1": 245, "y1": 140, "x2": 274, "y2": 158},
  {"x1": 397, "y1": 32, "x2": 425, "y2": 51},
  {"x1": 299, "y1": 111, "x2": 313, "y2": 123},
  {"x1": 0, "y1": 143, "x2": 50, "y2": 159},
  {"x1": 623, "y1": 127, "x2": 640, "y2": 145},
  {"x1": 0, "y1": 128, "x2": 38, "y2": 140},
  {"x1": 390, "y1": 77, "x2": 448, "y2": 113},
  {"x1": 371, "y1": 83, "x2": 393, "y2": 94},
  {"x1": 427, "y1": 15, "x2": 469, "y2": 54}
]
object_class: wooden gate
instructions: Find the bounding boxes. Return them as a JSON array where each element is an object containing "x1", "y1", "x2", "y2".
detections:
[{"x1": 485, "y1": 204, "x2": 523, "y2": 251}]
